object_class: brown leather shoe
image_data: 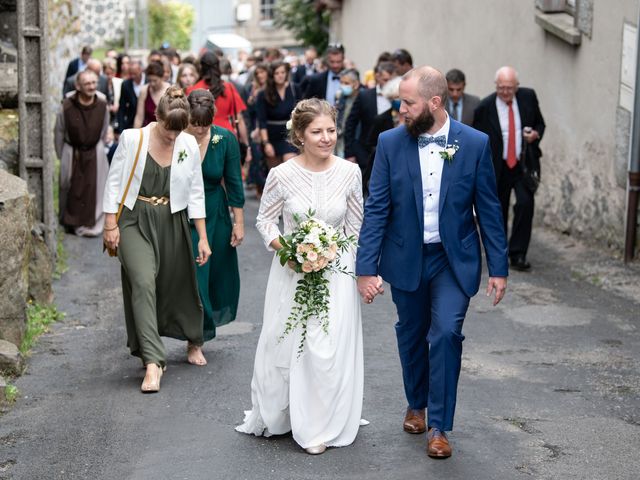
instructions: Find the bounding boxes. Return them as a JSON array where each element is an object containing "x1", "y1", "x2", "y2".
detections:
[
  {"x1": 403, "y1": 407, "x2": 426, "y2": 434},
  {"x1": 427, "y1": 428, "x2": 452, "y2": 458}
]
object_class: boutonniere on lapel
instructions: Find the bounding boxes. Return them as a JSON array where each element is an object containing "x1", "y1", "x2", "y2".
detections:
[
  {"x1": 177, "y1": 149, "x2": 187, "y2": 163},
  {"x1": 211, "y1": 133, "x2": 223, "y2": 145},
  {"x1": 439, "y1": 142, "x2": 459, "y2": 164}
]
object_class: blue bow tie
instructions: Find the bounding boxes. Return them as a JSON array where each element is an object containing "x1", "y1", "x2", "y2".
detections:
[{"x1": 418, "y1": 135, "x2": 446, "y2": 148}]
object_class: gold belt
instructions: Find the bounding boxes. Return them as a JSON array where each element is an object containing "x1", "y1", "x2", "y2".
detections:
[{"x1": 137, "y1": 195, "x2": 170, "y2": 206}]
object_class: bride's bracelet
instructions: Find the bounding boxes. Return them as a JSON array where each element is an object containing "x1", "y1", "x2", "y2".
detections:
[{"x1": 103, "y1": 224, "x2": 119, "y2": 231}]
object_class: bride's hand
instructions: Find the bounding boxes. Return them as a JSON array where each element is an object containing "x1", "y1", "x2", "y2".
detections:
[{"x1": 357, "y1": 275, "x2": 383, "y2": 303}]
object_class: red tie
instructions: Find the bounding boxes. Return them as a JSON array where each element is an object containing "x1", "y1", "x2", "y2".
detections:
[{"x1": 506, "y1": 101, "x2": 517, "y2": 169}]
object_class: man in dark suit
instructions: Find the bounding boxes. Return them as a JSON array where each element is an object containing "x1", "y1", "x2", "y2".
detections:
[
  {"x1": 116, "y1": 60, "x2": 144, "y2": 133},
  {"x1": 64, "y1": 46, "x2": 92, "y2": 89},
  {"x1": 391, "y1": 48, "x2": 413, "y2": 76},
  {"x1": 303, "y1": 44, "x2": 345, "y2": 106},
  {"x1": 445, "y1": 69, "x2": 480, "y2": 126},
  {"x1": 357, "y1": 66, "x2": 508, "y2": 459},
  {"x1": 344, "y1": 61, "x2": 395, "y2": 170},
  {"x1": 473, "y1": 66, "x2": 545, "y2": 271},
  {"x1": 63, "y1": 59, "x2": 109, "y2": 99},
  {"x1": 293, "y1": 47, "x2": 318, "y2": 85}
]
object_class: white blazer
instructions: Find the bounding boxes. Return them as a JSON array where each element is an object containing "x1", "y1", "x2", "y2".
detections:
[{"x1": 102, "y1": 124, "x2": 206, "y2": 219}]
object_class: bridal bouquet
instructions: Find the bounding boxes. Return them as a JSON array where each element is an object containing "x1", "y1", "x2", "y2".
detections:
[{"x1": 277, "y1": 210, "x2": 357, "y2": 355}]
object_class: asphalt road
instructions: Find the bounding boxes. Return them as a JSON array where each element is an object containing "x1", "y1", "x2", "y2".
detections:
[{"x1": 1, "y1": 193, "x2": 639, "y2": 480}]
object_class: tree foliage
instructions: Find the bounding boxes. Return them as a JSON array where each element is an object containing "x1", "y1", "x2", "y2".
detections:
[
  {"x1": 147, "y1": 0, "x2": 194, "y2": 50},
  {"x1": 274, "y1": 0, "x2": 331, "y2": 54}
]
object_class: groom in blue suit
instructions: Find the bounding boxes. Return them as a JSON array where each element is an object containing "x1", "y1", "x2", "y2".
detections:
[{"x1": 356, "y1": 66, "x2": 508, "y2": 458}]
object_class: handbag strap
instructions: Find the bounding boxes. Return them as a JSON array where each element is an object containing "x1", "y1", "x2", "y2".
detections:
[{"x1": 115, "y1": 128, "x2": 144, "y2": 222}]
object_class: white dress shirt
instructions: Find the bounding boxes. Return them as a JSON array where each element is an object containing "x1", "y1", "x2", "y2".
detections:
[
  {"x1": 133, "y1": 75, "x2": 144, "y2": 97},
  {"x1": 496, "y1": 96, "x2": 522, "y2": 160},
  {"x1": 376, "y1": 85, "x2": 391, "y2": 114},
  {"x1": 325, "y1": 71, "x2": 341, "y2": 106},
  {"x1": 419, "y1": 115, "x2": 450, "y2": 244}
]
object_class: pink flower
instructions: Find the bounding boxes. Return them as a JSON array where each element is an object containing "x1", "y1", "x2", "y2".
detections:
[
  {"x1": 302, "y1": 261, "x2": 313, "y2": 273},
  {"x1": 307, "y1": 250, "x2": 318, "y2": 262}
]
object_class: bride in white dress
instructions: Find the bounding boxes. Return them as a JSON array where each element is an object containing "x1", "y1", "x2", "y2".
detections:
[{"x1": 236, "y1": 99, "x2": 364, "y2": 454}]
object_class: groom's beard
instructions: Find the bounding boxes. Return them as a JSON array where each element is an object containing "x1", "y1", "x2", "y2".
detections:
[{"x1": 405, "y1": 107, "x2": 436, "y2": 138}]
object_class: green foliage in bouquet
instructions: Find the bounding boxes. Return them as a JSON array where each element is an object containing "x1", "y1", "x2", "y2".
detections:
[{"x1": 277, "y1": 210, "x2": 357, "y2": 356}]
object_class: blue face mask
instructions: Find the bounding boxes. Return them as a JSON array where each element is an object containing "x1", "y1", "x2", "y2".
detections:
[
  {"x1": 391, "y1": 99, "x2": 402, "y2": 112},
  {"x1": 340, "y1": 85, "x2": 353, "y2": 97}
]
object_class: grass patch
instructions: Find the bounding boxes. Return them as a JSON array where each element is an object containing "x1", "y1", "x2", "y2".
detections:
[
  {"x1": 4, "y1": 384, "x2": 19, "y2": 404},
  {"x1": 20, "y1": 302, "x2": 65, "y2": 356}
]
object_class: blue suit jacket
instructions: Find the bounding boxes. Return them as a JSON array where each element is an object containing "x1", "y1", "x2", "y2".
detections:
[{"x1": 356, "y1": 120, "x2": 508, "y2": 296}]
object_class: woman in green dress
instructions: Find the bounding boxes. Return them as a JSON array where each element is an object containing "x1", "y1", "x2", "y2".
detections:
[
  {"x1": 184, "y1": 89, "x2": 245, "y2": 366},
  {"x1": 103, "y1": 86, "x2": 211, "y2": 393}
]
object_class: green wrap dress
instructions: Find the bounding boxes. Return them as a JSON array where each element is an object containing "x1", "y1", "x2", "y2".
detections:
[
  {"x1": 118, "y1": 153, "x2": 203, "y2": 367},
  {"x1": 190, "y1": 126, "x2": 245, "y2": 340}
]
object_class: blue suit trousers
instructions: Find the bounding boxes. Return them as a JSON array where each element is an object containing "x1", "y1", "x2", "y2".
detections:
[{"x1": 390, "y1": 243, "x2": 470, "y2": 432}]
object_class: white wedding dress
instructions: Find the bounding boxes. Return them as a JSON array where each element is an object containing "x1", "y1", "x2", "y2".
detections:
[{"x1": 236, "y1": 158, "x2": 364, "y2": 449}]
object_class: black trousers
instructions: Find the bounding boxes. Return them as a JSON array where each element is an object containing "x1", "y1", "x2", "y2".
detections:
[{"x1": 497, "y1": 163, "x2": 534, "y2": 259}]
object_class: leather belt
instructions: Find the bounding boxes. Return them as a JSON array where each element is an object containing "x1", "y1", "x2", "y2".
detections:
[{"x1": 137, "y1": 195, "x2": 170, "y2": 206}]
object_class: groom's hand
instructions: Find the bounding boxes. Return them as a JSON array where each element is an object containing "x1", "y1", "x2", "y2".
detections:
[
  {"x1": 357, "y1": 275, "x2": 384, "y2": 304},
  {"x1": 486, "y1": 277, "x2": 507, "y2": 306}
]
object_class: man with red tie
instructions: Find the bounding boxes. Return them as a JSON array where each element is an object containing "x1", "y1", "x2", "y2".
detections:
[{"x1": 473, "y1": 66, "x2": 545, "y2": 271}]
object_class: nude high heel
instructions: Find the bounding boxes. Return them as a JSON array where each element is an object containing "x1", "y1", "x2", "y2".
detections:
[{"x1": 141, "y1": 364, "x2": 164, "y2": 393}]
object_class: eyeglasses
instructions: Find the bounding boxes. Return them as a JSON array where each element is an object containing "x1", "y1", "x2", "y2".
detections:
[{"x1": 496, "y1": 85, "x2": 516, "y2": 92}]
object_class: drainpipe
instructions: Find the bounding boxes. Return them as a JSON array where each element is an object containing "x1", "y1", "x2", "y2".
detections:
[{"x1": 624, "y1": 8, "x2": 640, "y2": 262}]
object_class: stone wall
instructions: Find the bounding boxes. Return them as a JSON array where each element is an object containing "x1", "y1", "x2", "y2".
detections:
[
  {"x1": 0, "y1": 170, "x2": 32, "y2": 346},
  {"x1": 0, "y1": 170, "x2": 52, "y2": 349},
  {"x1": 48, "y1": 0, "x2": 127, "y2": 111},
  {"x1": 78, "y1": 0, "x2": 126, "y2": 47}
]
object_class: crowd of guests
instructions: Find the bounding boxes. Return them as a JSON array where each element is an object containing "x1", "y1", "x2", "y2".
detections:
[{"x1": 55, "y1": 39, "x2": 544, "y2": 459}]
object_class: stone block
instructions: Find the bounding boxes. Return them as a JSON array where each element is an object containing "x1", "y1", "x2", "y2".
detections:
[
  {"x1": 0, "y1": 169, "x2": 31, "y2": 346},
  {"x1": 0, "y1": 109, "x2": 18, "y2": 174},
  {"x1": 0, "y1": 339, "x2": 23, "y2": 375}
]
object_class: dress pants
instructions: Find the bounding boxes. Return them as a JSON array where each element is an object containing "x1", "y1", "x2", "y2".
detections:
[
  {"x1": 497, "y1": 163, "x2": 534, "y2": 259},
  {"x1": 390, "y1": 243, "x2": 470, "y2": 432}
]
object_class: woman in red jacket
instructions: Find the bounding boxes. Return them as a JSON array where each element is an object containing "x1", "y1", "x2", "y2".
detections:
[{"x1": 186, "y1": 52, "x2": 251, "y2": 165}]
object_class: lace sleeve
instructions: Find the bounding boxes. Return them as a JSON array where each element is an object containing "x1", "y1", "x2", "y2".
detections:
[
  {"x1": 345, "y1": 165, "x2": 364, "y2": 239},
  {"x1": 256, "y1": 168, "x2": 285, "y2": 251}
]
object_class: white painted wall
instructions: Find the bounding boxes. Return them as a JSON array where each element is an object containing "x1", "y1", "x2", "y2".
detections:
[{"x1": 339, "y1": 0, "x2": 639, "y2": 248}]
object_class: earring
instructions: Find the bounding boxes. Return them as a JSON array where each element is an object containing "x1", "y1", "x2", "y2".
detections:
[{"x1": 301, "y1": 141, "x2": 305, "y2": 146}]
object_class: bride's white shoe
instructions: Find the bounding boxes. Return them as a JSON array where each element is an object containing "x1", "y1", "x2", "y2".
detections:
[{"x1": 305, "y1": 444, "x2": 327, "y2": 455}]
